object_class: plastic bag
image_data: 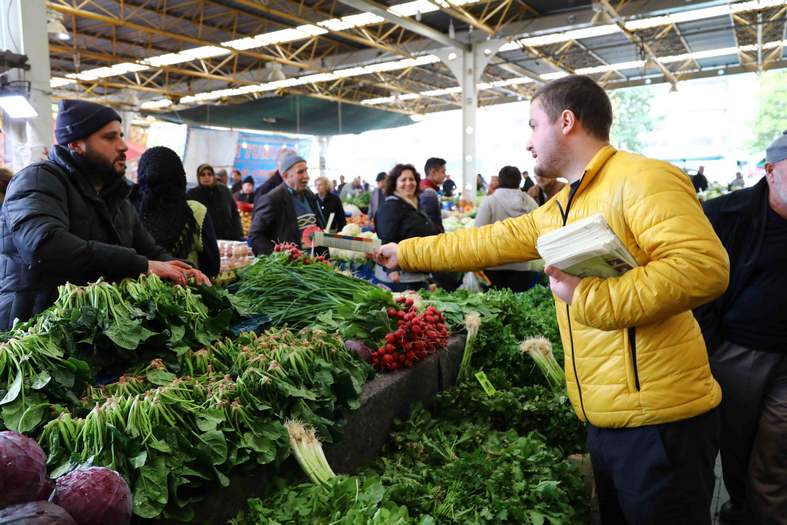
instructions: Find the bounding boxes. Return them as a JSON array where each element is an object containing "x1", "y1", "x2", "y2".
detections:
[{"x1": 458, "y1": 271, "x2": 484, "y2": 293}]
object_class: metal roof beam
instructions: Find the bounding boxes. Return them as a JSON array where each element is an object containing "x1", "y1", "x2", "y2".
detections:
[
  {"x1": 336, "y1": 0, "x2": 467, "y2": 50},
  {"x1": 431, "y1": 2, "x2": 496, "y2": 35},
  {"x1": 595, "y1": 0, "x2": 678, "y2": 88},
  {"x1": 212, "y1": 0, "x2": 414, "y2": 58}
]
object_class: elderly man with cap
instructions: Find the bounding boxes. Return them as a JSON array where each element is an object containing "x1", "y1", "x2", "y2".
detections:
[
  {"x1": 0, "y1": 100, "x2": 208, "y2": 330},
  {"x1": 254, "y1": 147, "x2": 296, "y2": 199},
  {"x1": 248, "y1": 153, "x2": 325, "y2": 255},
  {"x1": 694, "y1": 131, "x2": 787, "y2": 524}
]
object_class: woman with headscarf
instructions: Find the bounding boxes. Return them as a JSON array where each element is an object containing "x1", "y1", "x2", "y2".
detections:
[
  {"x1": 186, "y1": 163, "x2": 244, "y2": 240},
  {"x1": 130, "y1": 147, "x2": 220, "y2": 278}
]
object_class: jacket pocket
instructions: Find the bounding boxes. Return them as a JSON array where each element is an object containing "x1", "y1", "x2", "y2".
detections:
[{"x1": 624, "y1": 327, "x2": 641, "y2": 392}]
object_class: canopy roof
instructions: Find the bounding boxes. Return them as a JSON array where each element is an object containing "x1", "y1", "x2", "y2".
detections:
[
  {"x1": 48, "y1": 0, "x2": 786, "y2": 119},
  {"x1": 154, "y1": 94, "x2": 414, "y2": 134}
]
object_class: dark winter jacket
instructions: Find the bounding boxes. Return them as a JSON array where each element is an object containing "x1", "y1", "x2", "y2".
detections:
[
  {"x1": 234, "y1": 191, "x2": 255, "y2": 205},
  {"x1": 692, "y1": 172, "x2": 709, "y2": 193},
  {"x1": 254, "y1": 171, "x2": 283, "y2": 198},
  {"x1": 694, "y1": 178, "x2": 768, "y2": 352},
  {"x1": 249, "y1": 183, "x2": 325, "y2": 255},
  {"x1": 375, "y1": 195, "x2": 436, "y2": 245},
  {"x1": 186, "y1": 183, "x2": 243, "y2": 241},
  {"x1": 316, "y1": 192, "x2": 346, "y2": 232},
  {"x1": 418, "y1": 179, "x2": 443, "y2": 233},
  {"x1": 0, "y1": 145, "x2": 172, "y2": 329}
]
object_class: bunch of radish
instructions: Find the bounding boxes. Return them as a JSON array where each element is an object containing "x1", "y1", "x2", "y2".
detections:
[{"x1": 371, "y1": 296, "x2": 448, "y2": 371}]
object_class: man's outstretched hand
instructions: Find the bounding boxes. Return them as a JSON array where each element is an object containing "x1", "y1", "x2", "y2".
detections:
[
  {"x1": 148, "y1": 260, "x2": 212, "y2": 287},
  {"x1": 545, "y1": 265, "x2": 581, "y2": 304},
  {"x1": 374, "y1": 243, "x2": 400, "y2": 271}
]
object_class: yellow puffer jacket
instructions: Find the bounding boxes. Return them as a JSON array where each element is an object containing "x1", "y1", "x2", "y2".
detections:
[{"x1": 399, "y1": 146, "x2": 729, "y2": 428}]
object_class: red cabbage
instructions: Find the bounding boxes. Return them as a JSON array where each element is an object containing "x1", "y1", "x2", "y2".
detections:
[
  {"x1": 0, "y1": 501, "x2": 76, "y2": 524},
  {"x1": 344, "y1": 340, "x2": 373, "y2": 363},
  {"x1": 0, "y1": 431, "x2": 49, "y2": 507},
  {"x1": 53, "y1": 467, "x2": 132, "y2": 525}
]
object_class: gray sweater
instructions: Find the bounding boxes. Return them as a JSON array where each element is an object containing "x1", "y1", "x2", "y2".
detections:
[{"x1": 475, "y1": 188, "x2": 538, "y2": 271}]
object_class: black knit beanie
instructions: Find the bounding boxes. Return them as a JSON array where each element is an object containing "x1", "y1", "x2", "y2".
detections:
[{"x1": 54, "y1": 100, "x2": 122, "y2": 145}]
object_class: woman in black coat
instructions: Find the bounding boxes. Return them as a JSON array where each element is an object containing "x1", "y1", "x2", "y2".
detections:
[
  {"x1": 186, "y1": 163, "x2": 244, "y2": 241},
  {"x1": 374, "y1": 164, "x2": 436, "y2": 291},
  {"x1": 130, "y1": 147, "x2": 221, "y2": 278},
  {"x1": 314, "y1": 176, "x2": 346, "y2": 232}
]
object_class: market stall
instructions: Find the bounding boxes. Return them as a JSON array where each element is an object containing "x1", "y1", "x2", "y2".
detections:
[{"x1": 0, "y1": 247, "x2": 586, "y2": 524}]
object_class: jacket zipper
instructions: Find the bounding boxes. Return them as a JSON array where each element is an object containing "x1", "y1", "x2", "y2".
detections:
[
  {"x1": 556, "y1": 187, "x2": 589, "y2": 423},
  {"x1": 628, "y1": 327, "x2": 640, "y2": 391}
]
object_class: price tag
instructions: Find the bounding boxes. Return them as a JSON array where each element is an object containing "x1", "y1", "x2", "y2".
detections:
[{"x1": 474, "y1": 371, "x2": 496, "y2": 396}]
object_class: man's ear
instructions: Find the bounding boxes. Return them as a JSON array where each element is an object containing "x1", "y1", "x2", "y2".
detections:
[
  {"x1": 67, "y1": 139, "x2": 86, "y2": 155},
  {"x1": 764, "y1": 163, "x2": 774, "y2": 182},
  {"x1": 559, "y1": 109, "x2": 577, "y2": 136}
]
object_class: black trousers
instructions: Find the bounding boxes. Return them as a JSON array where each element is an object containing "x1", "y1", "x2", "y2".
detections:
[
  {"x1": 710, "y1": 341, "x2": 787, "y2": 524},
  {"x1": 485, "y1": 269, "x2": 540, "y2": 293},
  {"x1": 587, "y1": 408, "x2": 719, "y2": 525}
]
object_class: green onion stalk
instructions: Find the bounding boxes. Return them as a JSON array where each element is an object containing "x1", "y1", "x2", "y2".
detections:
[
  {"x1": 232, "y1": 253, "x2": 382, "y2": 328},
  {"x1": 458, "y1": 312, "x2": 482, "y2": 382},
  {"x1": 284, "y1": 419, "x2": 336, "y2": 486},
  {"x1": 519, "y1": 336, "x2": 565, "y2": 389}
]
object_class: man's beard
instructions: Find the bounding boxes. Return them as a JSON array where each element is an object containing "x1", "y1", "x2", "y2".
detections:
[{"x1": 81, "y1": 147, "x2": 126, "y2": 186}]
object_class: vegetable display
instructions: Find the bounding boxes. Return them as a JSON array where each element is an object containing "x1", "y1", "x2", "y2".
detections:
[
  {"x1": 231, "y1": 284, "x2": 589, "y2": 524},
  {"x1": 0, "y1": 248, "x2": 589, "y2": 523},
  {"x1": 40, "y1": 328, "x2": 369, "y2": 520}
]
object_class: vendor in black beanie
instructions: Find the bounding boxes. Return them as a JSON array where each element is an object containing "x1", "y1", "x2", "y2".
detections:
[{"x1": 0, "y1": 100, "x2": 210, "y2": 330}]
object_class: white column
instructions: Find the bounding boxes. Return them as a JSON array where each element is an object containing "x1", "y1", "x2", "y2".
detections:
[
  {"x1": 318, "y1": 135, "x2": 330, "y2": 178},
  {"x1": 436, "y1": 40, "x2": 504, "y2": 204},
  {"x1": 1, "y1": 0, "x2": 53, "y2": 171},
  {"x1": 461, "y1": 48, "x2": 477, "y2": 203}
]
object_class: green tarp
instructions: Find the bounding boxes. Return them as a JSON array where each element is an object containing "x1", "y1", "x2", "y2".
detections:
[{"x1": 150, "y1": 95, "x2": 414, "y2": 135}]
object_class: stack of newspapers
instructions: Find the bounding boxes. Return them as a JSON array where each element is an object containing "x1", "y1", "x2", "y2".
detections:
[{"x1": 536, "y1": 214, "x2": 638, "y2": 278}]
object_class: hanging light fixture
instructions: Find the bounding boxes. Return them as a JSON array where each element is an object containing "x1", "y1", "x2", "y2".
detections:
[
  {"x1": 265, "y1": 63, "x2": 287, "y2": 82},
  {"x1": 47, "y1": 11, "x2": 70, "y2": 41}
]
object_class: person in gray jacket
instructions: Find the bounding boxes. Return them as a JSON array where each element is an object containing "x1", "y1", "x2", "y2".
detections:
[{"x1": 474, "y1": 166, "x2": 540, "y2": 292}]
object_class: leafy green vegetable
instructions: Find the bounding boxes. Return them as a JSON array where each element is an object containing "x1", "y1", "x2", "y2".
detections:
[{"x1": 230, "y1": 475, "x2": 423, "y2": 525}]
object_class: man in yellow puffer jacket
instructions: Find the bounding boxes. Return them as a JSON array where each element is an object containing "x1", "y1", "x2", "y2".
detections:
[{"x1": 376, "y1": 76, "x2": 729, "y2": 524}]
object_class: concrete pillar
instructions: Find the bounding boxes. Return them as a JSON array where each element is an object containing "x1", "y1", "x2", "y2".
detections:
[
  {"x1": 435, "y1": 39, "x2": 504, "y2": 204},
  {"x1": 0, "y1": 0, "x2": 53, "y2": 171},
  {"x1": 318, "y1": 135, "x2": 330, "y2": 178}
]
